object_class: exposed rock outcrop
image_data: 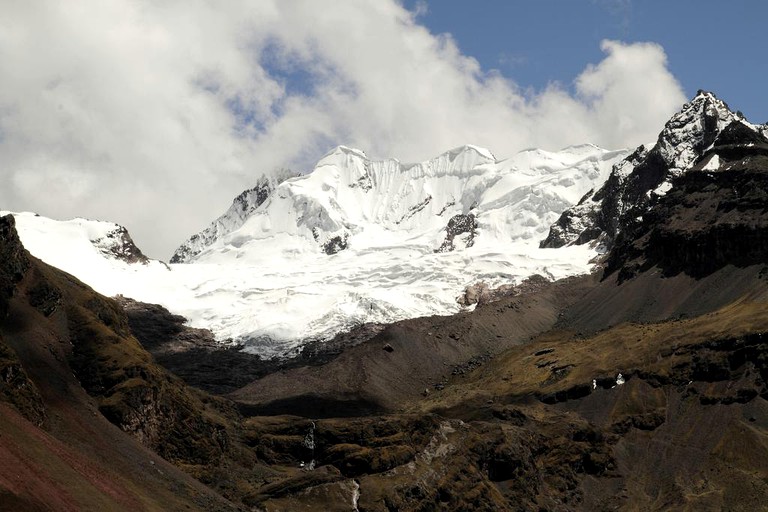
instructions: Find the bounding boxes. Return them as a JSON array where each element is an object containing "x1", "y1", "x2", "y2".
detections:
[
  {"x1": 91, "y1": 225, "x2": 149, "y2": 264},
  {"x1": 321, "y1": 233, "x2": 349, "y2": 255},
  {"x1": 458, "y1": 274, "x2": 551, "y2": 307},
  {"x1": 0, "y1": 335, "x2": 46, "y2": 426},
  {"x1": 541, "y1": 91, "x2": 750, "y2": 250},
  {"x1": 436, "y1": 213, "x2": 477, "y2": 252},
  {"x1": 0, "y1": 215, "x2": 30, "y2": 318},
  {"x1": 605, "y1": 119, "x2": 768, "y2": 280}
]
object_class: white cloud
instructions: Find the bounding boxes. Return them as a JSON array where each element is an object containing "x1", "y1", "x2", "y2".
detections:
[{"x1": 0, "y1": 0, "x2": 686, "y2": 258}]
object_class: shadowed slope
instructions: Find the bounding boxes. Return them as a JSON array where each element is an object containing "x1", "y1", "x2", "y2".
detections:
[
  {"x1": 229, "y1": 275, "x2": 595, "y2": 415},
  {"x1": 0, "y1": 214, "x2": 241, "y2": 511}
]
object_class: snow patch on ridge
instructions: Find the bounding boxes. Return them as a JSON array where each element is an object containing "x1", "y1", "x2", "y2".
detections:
[{"x1": 701, "y1": 154, "x2": 720, "y2": 171}]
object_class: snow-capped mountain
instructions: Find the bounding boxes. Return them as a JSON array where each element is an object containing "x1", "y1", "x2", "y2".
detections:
[
  {"x1": 186, "y1": 143, "x2": 627, "y2": 263},
  {"x1": 168, "y1": 142, "x2": 627, "y2": 355},
  {"x1": 541, "y1": 91, "x2": 764, "y2": 249},
  {"x1": 0, "y1": 212, "x2": 156, "y2": 269},
  {"x1": 602, "y1": 111, "x2": 768, "y2": 281},
  {"x1": 0, "y1": 212, "x2": 175, "y2": 312},
  {"x1": 3, "y1": 142, "x2": 627, "y2": 357}
]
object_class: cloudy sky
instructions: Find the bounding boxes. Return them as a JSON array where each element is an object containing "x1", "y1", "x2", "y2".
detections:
[{"x1": 1, "y1": 1, "x2": 760, "y2": 258}]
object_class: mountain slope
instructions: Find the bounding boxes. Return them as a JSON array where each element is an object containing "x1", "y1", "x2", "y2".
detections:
[
  {"x1": 170, "y1": 169, "x2": 298, "y2": 263},
  {"x1": 0, "y1": 215, "x2": 241, "y2": 511},
  {"x1": 4, "y1": 91, "x2": 768, "y2": 511},
  {"x1": 5, "y1": 152, "x2": 768, "y2": 510}
]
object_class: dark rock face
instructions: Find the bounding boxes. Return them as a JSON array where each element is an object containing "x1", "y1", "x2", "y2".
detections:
[
  {"x1": 322, "y1": 233, "x2": 349, "y2": 255},
  {"x1": 348, "y1": 162, "x2": 374, "y2": 191},
  {"x1": 0, "y1": 215, "x2": 47, "y2": 425},
  {"x1": 170, "y1": 236, "x2": 200, "y2": 264},
  {"x1": 0, "y1": 335, "x2": 46, "y2": 426},
  {"x1": 436, "y1": 213, "x2": 477, "y2": 252},
  {"x1": 606, "y1": 120, "x2": 768, "y2": 280},
  {"x1": 541, "y1": 91, "x2": 744, "y2": 250},
  {"x1": 117, "y1": 296, "x2": 269, "y2": 394},
  {"x1": 118, "y1": 296, "x2": 382, "y2": 394},
  {"x1": 115, "y1": 296, "x2": 193, "y2": 351},
  {"x1": 542, "y1": 146, "x2": 651, "y2": 249},
  {"x1": 0, "y1": 215, "x2": 30, "y2": 319},
  {"x1": 396, "y1": 194, "x2": 432, "y2": 224},
  {"x1": 92, "y1": 225, "x2": 149, "y2": 264},
  {"x1": 27, "y1": 278, "x2": 62, "y2": 317},
  {"x1": 170, "y1": 181, "x2": 268, "y2": 262},
  {"x1": 65, "y1": 293, "x2": 232, "y2": 464}
]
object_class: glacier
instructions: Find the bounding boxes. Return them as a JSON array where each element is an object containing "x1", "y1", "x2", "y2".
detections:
[{"x1": 4, "y1": 142, "x2": 629, "y2": 358}]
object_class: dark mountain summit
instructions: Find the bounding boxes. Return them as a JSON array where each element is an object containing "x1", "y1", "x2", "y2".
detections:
[
  {"x1": 541, "y1": 91, "x2": 762, "y2": 251},
  {"x1": 605, "y1": 116, "x2": 768, "y2": 281}
]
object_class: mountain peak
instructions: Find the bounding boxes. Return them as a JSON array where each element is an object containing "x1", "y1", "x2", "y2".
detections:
[
  {"x1": 1, "y1": 211, "x2": 150, "y2": 265},
  {"x1": 319, "y1": 145, "x2": 368, "y2": 162},
  {"x1": 656, "y1": 90, "x2": 738, "y2": 172},
  {"x1": 541, "y1": 91, "x2": 757, "y2": 250},
  {"x1": 559, "y1": 142, "x2": 602, "y2": 153},
  {"x1": 693, "y1": 89, "x2": 718, "y2": 101},
  {"x1": 440, "y1": 144, "x2": 496, "y2": 162},
  {"x1": 689, "y1": 90, "x2": 738, "y2": 115},
  {"x1": 419, "y1": 144, "x2": 495, "y2": 174}
]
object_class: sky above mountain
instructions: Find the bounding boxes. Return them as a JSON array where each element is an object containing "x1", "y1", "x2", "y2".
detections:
[
  {"x1": 405, "y1": 1, "x2": 766, "y2": 123},
  {"x1": 0, "y1": 0, "x2": 761, "y2": 258}
]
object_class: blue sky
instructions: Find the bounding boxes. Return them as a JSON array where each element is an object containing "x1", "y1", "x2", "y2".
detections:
[{"x1": 404, "y1": 0, "x2": 766, "y2": 122}]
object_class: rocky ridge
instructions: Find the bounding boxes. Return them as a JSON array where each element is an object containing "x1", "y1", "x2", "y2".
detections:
[
  {"x1": 541, "y1": 91, "x2": 759, "y2": 250},
  {"x1": 92, "y1": 224, "x2": 150, "y2": 264},
  {"x1": 605, "y1": 115, "x2": 768, "y2": 281},
  {"x1": 171, "y1": 169, "x2": 298, "y2": 263}
]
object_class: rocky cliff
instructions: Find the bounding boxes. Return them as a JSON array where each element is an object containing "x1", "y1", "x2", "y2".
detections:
[{"x1": 541, "y1": 91, "x2": 755, "y2": 251}]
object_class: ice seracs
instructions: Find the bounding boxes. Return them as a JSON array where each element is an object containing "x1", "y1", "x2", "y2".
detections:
[{"x1": 189, "y1": 143, "x2": 626, "y2": 265}]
